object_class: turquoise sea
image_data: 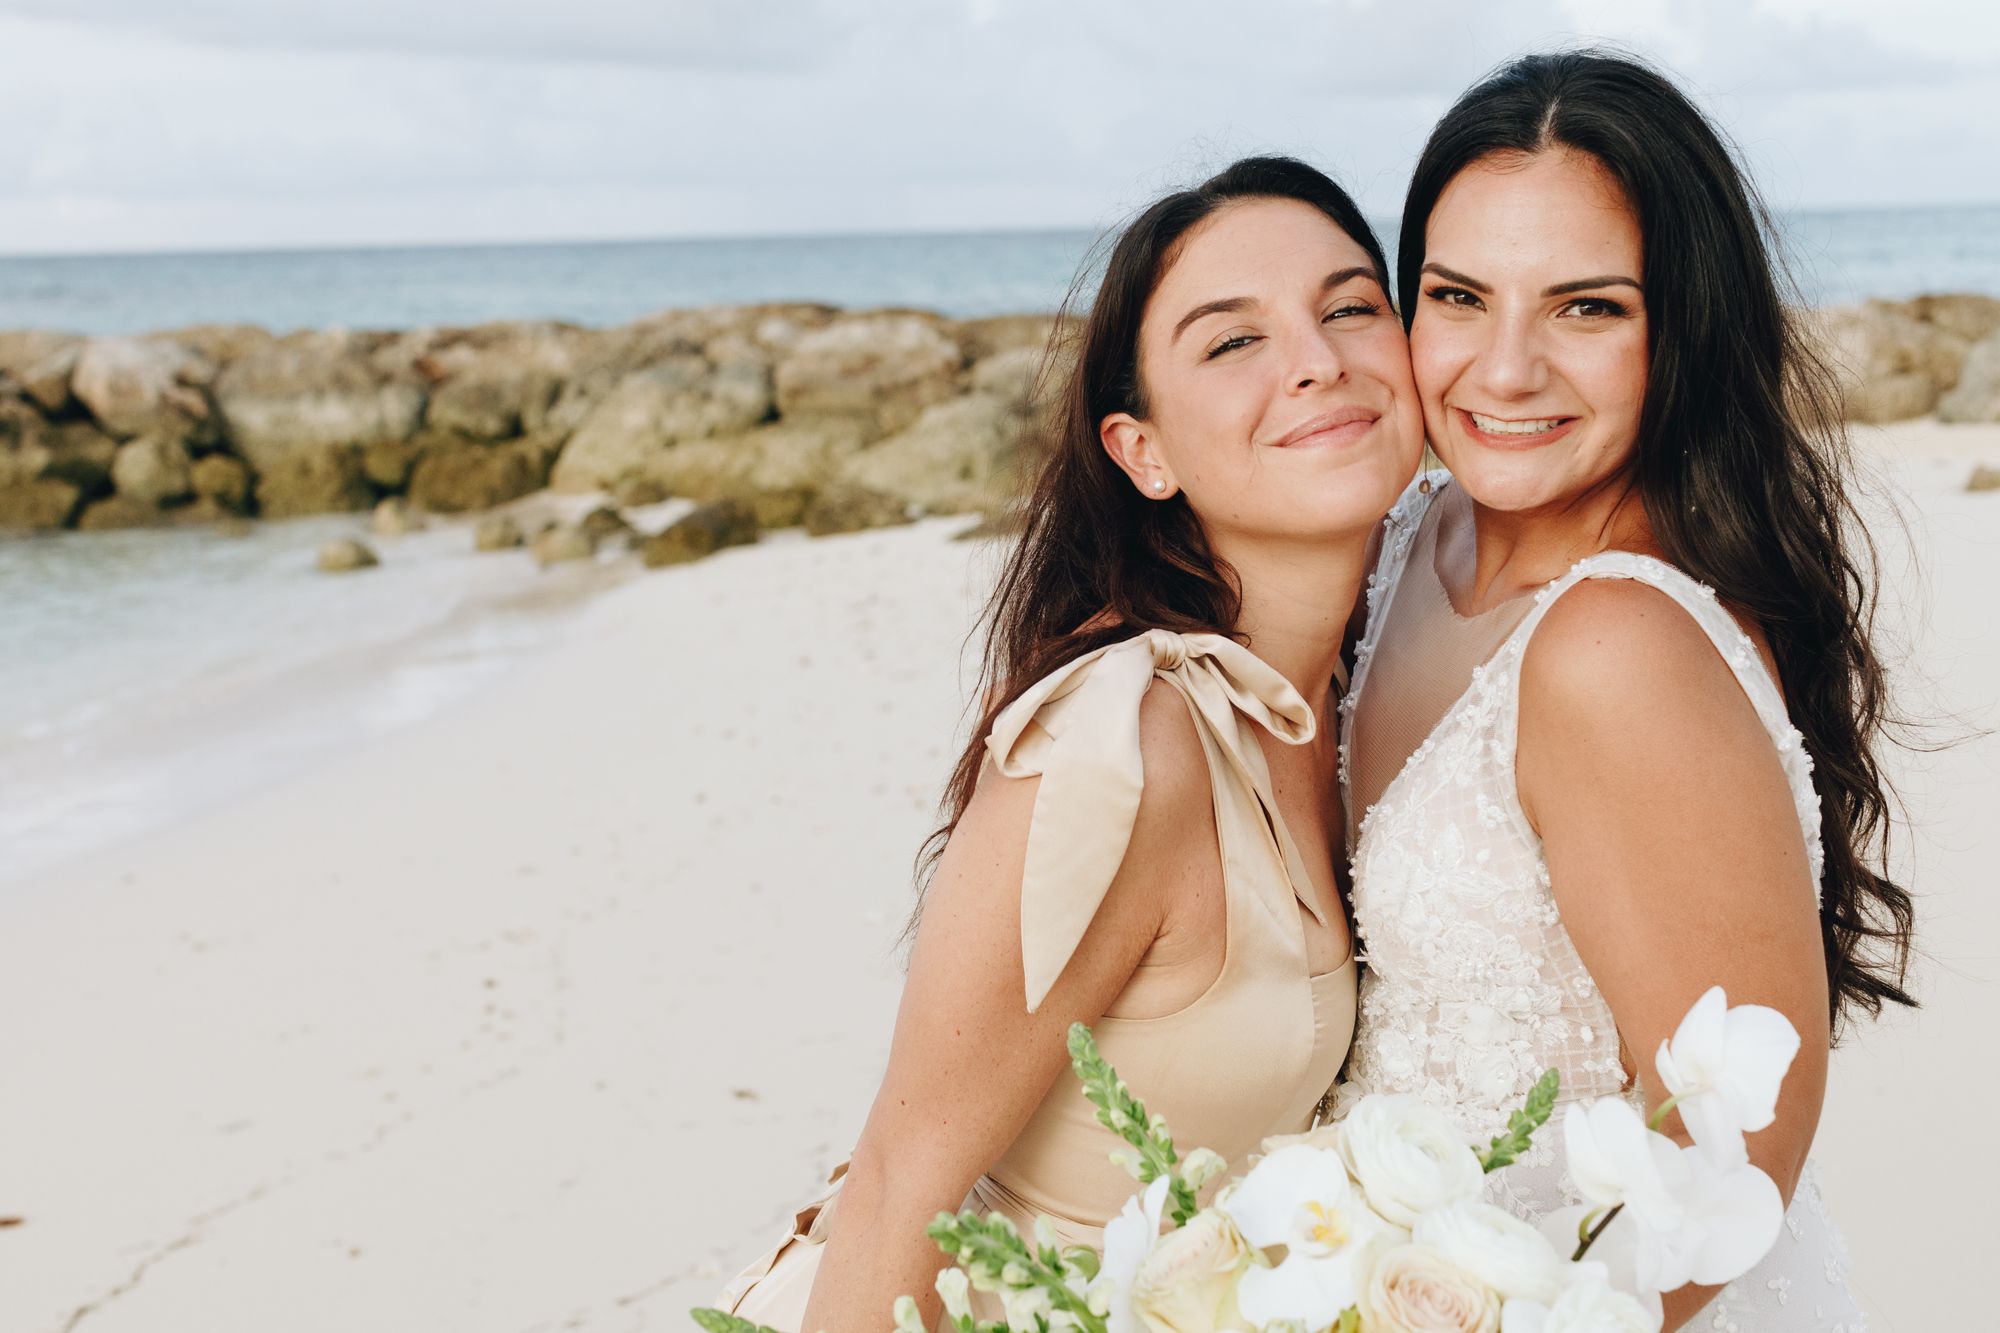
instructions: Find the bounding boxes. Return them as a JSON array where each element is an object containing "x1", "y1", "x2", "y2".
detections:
[{"x1": 2, "y1": 206, "x2": 1997, "y2": 335}]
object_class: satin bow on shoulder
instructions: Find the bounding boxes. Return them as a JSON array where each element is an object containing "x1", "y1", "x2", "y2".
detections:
[{"x1": 984, "y1": 629, "x2": 1324, "y2": 1013}]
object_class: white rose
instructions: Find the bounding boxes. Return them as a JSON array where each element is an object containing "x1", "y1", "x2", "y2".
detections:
[
  {"x1": 1128, "y1": 1211, "x2": 1253, "y2": 1333},
  {"x1": 1337, "y1": 1094, "x2": 1486, "y2": 1228},
  {"x1": 1359, "y1": 1241, "x2": 1501, "y2": 1333},
  {"x1": 1413, "y1": 1199, "x2": 1569, "y2": 1306}
]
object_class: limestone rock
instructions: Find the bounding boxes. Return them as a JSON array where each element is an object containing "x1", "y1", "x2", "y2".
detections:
[
  {"x1": 1937, "y1": 336, "x2": 2000, "y2": 423},
  {"x1": 372, "y1": 496, "x2": 425, "y2": 536},
  {"x1": 417, "y1": 326, "x2": 577, "y2": 438},
  {"x1": 626, "y1": 417, "x2": 870, "y2": 501},
  {"x1": 473, "y1": 514, "x2": 526, "y2": 551},
  {"x1": 955, "y1": 313, "x2": 1065, "y2": 362},
  {"x1": 0, "y1": 331, "x2": 83, "y2": 413},
  {"x1": 531, "y1": 524, "x2": 596, "y2": 566},
  {"x1": 0, "y1": 478, "x2": 83, "y2": 531},
  {"x1": 579, "y1": 505, "x2": 634, "y2": 543},
  {"x1": 549, "y1": 360, "x2": 773, "y2": 492},
  {"x1": 802, "y1": 484, "x2": 913, "y2": 537},
  {"x1": 190, "y1": 453, "x2": 252, "y2": 512},
  {"x1": 318, "y1": 538, "x2": 380, "y2": 572},
  {"x1": 0, "y1": 407, "x2": 117, "y2": 500},
  {"x1": 1816, "y1": 302, "x2": 1966, "y2": 422},
  {"x1": 254, "y1": 446, "x2": 374, "y2": 518},
  {"x1": 839, "y1": 394, "x2": 1027, "y2": 514},
  {"x1": 71, "y1": 336, "x2": 216, "y2": 442},
  {"x1": 1907, "y1": 294, "x2": 2000, "y2": 346},
  {"x1": 158, "y1": 324, "x2": 280, "y2": 367},
  {"x1": 774, "y1": 314, "x2": 964, "y2": 437},
  {"x1": 640, "y1": 499, "x2": 760, "y2": 567},
  {"x1": 109, "y1": 434, "x2": 194, "y2": 505},
  {"x1": 362, "y1": 435, "x2": 423, "y2": 492},
  {"x1": 214, "y1": 331, "x2": 426, "y2": 470},
  {"x1": 405, "y1": 435, "x2": 556, "y2": 513},
  {"x1": 738, "y1": 486, "x2": 814, "y2": 530},
  {"x1": 76, "y1": 494, "x2": 172, "y2": 531}
]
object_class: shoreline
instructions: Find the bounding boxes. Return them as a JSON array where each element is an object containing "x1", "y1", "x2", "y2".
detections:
[{"x1": 0, "y1": 492, "x2": 681, "y2": 894}]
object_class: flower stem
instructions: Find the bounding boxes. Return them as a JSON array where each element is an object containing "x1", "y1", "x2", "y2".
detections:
[
  {"x1": 1647, "y1": 1094, "x2": 1685, "y2": 1132},
  {"x1": 1573, "y1": 1203, "x2": 1624, "y2": 1261}
]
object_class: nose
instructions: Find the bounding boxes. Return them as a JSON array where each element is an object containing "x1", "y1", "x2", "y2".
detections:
[
  {"x1": 1468, "y1": 310, "x2": 1549, "y2": 400},
  {"x1": 1281, "y1": 313, "x2": 1344, "y2": 394}
]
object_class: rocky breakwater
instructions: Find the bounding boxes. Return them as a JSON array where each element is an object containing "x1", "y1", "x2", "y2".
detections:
[
  {"x1": 1816, "y1": 293, "x2": 2000, "y2": 424},
  {"x1": 9, "y1": 291, "x2": 1998, "y2": 542},
  {"x1": 0, "y1": 304, "x2": 1069, "y2": 538}
]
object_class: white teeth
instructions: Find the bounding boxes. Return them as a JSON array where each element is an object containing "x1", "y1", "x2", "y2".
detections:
[{"x1": 1468, "y1": 411, "x2": 1567, "y2": 436}]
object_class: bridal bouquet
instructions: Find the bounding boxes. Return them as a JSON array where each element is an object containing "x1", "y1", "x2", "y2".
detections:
[{"x1": 696, "y1": 986, "x2": 1797, "y2": 1333}]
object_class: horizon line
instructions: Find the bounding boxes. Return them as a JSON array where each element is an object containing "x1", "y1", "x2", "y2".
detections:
[{"x1": 4, "y1": 198, "x2": 1998, "y2": 264}]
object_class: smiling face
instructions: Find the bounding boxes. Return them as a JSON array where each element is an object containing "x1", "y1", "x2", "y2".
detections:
[
  {"x1": 1409, "y1": 149, "x2": 1650, "y2": 515},
  {"x1": 1100, "y1": 196, "x2": 1424, "y2": 547}
]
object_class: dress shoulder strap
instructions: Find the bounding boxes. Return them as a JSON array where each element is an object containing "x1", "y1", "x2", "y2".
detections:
[
  {"x1": 984, "y1": 629, "x2": 1319, "y2": 1012},
  {"x1": 1497, "y1": 552, "x2": 1825, "y2": 896}
]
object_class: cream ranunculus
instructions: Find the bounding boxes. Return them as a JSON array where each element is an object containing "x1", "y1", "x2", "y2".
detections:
[
  {"x1": 1412, "y1": 1198, "x2": 1569, "y2": 1307},
  {"x1": 1336, "y1": 1093, "x2": 1486, "y2": 1228},
  {"x1": 1500, "y1": 1263, "x2": 1661, "y2": 1333},
  {"x1": 1128, "y1": 1210, "x2": 1255, "y2": 1333},
  {"x1": 1359, "y1": 1241, "x2": 1502, "y2": 1333}
]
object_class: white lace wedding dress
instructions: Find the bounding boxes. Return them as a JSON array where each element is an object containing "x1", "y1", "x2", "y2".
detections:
[{"x1": 1334, "y1": 478, "x2": 1867, "y2": 1330}]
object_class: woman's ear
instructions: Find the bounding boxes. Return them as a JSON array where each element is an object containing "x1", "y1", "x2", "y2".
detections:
[{"x1": 1100, "y1": 413, "x2": 1178, "y2": 500}]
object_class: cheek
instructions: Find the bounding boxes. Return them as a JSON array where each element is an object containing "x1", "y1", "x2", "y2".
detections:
[
  {"x1": 1407, "y1": 318, "x2": 1464, "y2": 406},
  {"x1": 1579, "y1": 331, "x2": 1650, "y2": 425}
]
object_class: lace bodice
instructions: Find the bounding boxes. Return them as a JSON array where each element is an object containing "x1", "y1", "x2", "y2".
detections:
[{"x1": 1334, "y1": 480, "x2": 1865, "y2": 1330}]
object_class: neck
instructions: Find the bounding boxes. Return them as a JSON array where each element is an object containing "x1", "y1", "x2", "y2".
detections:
[
  {"x1": 1459, "y1": 473, "x2": 1657, "y2": 613},
  {"x1": 1213, "y1": 530, "x2": 1370, "y2": 716}
]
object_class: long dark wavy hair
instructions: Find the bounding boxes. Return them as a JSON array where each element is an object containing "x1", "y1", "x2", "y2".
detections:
[
  {"x1": 907, "y1": 156, "x2": 1391, "y2": 926},
  {"x1": 1398, "y1": 49, "x2": 1915, "y2": 1031}
]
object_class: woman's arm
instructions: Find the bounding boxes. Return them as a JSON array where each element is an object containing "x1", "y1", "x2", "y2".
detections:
[
  {"x1": 799, "y1": 683, "x2": 1219, "y2": 1333},
  {"x1": 1517, "y1": 581, "x2": 1829, "y2": 1332}
]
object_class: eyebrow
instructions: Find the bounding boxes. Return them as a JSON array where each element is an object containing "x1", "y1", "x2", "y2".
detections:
[
  {"x1": 1170, "y1": 265, "x2": 1381, "y2": 344},
  {"x1": 1421, "y1": 262, "x2": 1643, "y2": 299}
]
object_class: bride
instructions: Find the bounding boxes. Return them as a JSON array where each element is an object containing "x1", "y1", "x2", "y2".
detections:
[
  {"x1": 718, "y1": 157, "x2": 1424, "y2": 1330},
  {"x1": 1334, "y1": 50, "x2": 1914, "y2": 1330}
]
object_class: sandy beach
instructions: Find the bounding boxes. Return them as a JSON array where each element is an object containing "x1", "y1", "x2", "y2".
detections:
[{"x1": 1, "y1": 423, "x2": 1994, "y2": 1332}]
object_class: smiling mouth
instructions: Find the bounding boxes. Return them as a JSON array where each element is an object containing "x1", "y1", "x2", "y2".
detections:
[{"x1": 1463, "y1": 409, "x2": 1574, "y2": 437}]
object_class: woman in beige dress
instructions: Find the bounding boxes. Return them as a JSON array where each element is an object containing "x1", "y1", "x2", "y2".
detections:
[{"x1": 716, "y1": 156, "x2": 1424, "y2": 1331}]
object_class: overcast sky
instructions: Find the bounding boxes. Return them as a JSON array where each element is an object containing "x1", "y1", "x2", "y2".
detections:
[{"x1": 0, "y1": 0, "x2": 1995, "y2": 256}]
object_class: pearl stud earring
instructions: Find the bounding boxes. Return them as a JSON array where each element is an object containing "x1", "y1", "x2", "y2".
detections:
[{"x1": 1151, "y1": 479, "x2": 1166, "y2": 493}]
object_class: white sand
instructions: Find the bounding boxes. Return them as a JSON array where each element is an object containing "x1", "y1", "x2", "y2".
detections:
[{"x1": 1, "y1": 426, "x2": 1994, "y2": 1332}]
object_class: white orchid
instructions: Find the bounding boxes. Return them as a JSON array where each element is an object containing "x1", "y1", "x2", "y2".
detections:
[
  {"x1": 1216, "y1": 1144, "x2": 1401, "y2": 1329},
  {"x1": 1091, "y1": 1175, "x2": 1170, "y2": 1333},
  {"x1": 1561, "y1": 1100, "x2": 1684, "y2": 1236},
  {"x1": 1653, "y1": 986, "x2": 1800, "y2": 1164},
  {"x1": 1640, "y1": 1144, "x2": 1784, "y2": 1291},
  {"x1": 1558, "y1": 1098, "x2": 1784, "y2": 1294}
]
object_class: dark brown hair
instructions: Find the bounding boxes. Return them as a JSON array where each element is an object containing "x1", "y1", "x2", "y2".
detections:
[
  {"x1": 1399, "y1": 49, "x2": 1915, "y2": 1031},
  {"x1": 908, "y1": 156, "x2": 1390, "y2": 920}
]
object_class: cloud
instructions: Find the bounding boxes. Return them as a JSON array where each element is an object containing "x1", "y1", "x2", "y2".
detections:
[
  {"x1": 0, "y1": 1, "x2": 1993, "y2": 254},
  {"x1": 0, "y1": 0, "x2": 849, "y2": 72}
]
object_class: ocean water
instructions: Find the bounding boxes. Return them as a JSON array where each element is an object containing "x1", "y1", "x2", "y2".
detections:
[
  {"x1": 1, "y1": 207, "x2": 1996, "y2": 336},
  {"x1": 3, "y1": 209, "x2": 1997, "y2": 885}
]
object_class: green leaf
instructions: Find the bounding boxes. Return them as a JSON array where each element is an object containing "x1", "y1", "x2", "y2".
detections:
[
  {"x1": 1066, "y1": 1023, "x2": 1206, "y2": 1226},
  {"x1": 1477, "y1": 1068, "x2": 1560, "y2": 1173},
  {"x1": 1335, "y1": 1307, "x2": 1361, "y2": 1333},
  {"x1": 691, "y1": 1310, "x2": 784, "y2": 1333}
]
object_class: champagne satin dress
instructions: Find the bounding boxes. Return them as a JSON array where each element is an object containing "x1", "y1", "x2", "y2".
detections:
[{"x1": 716, "y1": 630, "x2": 1359, "y2": 1326}]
